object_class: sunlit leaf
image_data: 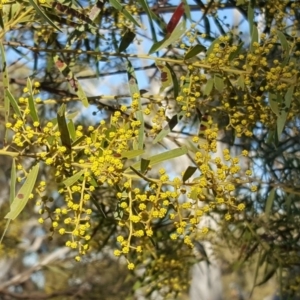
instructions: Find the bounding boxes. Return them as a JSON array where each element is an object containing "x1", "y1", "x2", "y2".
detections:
[
  {"x1": 214, "y1": 74, "x2": 224, "y2": 92},
  {"x1": 10, "y1": 159, "x2": 16, "y2": 204},
  {"x1": 166, "y1": 62, "x2": 179, "y2": 98},
  {"x1": 250, "y1": 25, "x2": 258, "y2": 52},
  {"x1": 57, "y1": 104, "x2": 72, "y2": 151},
  {"x1": 268, "y1": 92, "x2": 279, "y2": 115},
  {"x1": 156, "y1": 61, "x2": 173, "y2": 92},
  {"x1": 5, "y1": 164, "x2": 40, "y2": 220},
  {"x1": 126, "y1": 147, "x2": 188, "y2": 172},
  {"x1": 63, "y1": 170, "x2": 85, "y2": 187},
  {"x1": 153, "y1": 112, "x2": 184, "y2": 144},
  {"x1": 204, "y1": 78, "x2": 214, "y2": 96},
  {"x1": 28, "y1": 0, "x2": 61, "y2": 32},
  {"x1": 121, "y1": 150, "x2": 144, "y2": 159},
  {"x1": 109, "y1": 0, "x2": 141, "y2": 27},
  {"x1": 265, "y1": 188, "x2": 275, "y2": 219},
  {"x1": 1, "y1": 42, "x2": 10, "y2": 142},
  {"x1": 184, "y1": 44, "x2": 206, "y2": 60},
  {"x1": 54, "y1": 55, "x2": 89, "y2": 107},
  {"x1": 277, "y1": 86, "x2": 294, "y2": 139},
  {"x1": 27, "y1": 78, "x2": 39, "y2": 123},
  {"x1": 149, "y1": 20, "x2": 186, "y2": 54},
  {"x1": 127, "y1": 61, "x2": 144, "y2": 150},
  {"x1": 236, "y1": 75, "x2": 245, "y2": 91},
  {"x1": 67, "y1": 119, "x2": 76, "y2": 141}
]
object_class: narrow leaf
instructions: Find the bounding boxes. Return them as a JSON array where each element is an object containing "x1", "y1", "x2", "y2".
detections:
[
  {"x1": 214, "y1": 74, "x2": 224, "y2": 92},
  {"x1": 6, "y1": 90, "x2": 22, "y2": 118},
  {"x1": 166, "y1": 62, "x2": 179, "y2": 98},
  {"x1": 248, "y1": 1, "x2": 254, "y2": 37},
  {"x1": 119, "y1": 30, "x2": 136, "y2": 53},
  {"x1": 127, "y1": 61, "x2": 144, "y2": 150},
  {"x1": 121, "y1": 149, "x2": 144, "y2": 159},
  {"x1": 57, "y1": 104, "x2": 72, "y2": 151},
  {"x1": 53, "y1": 55, "x2": 89, "y2": 107},
  {"x1": 184, "y1": 44, "x2": 206, "y2": 60},
  {"x1": 141, "y1": 158, "x2": 150, "y2": 174},
  {"x1": 67, "y1": 119, "x2": 76, "y2": 141},
  {"x1": 109, "y1": 0, "x2": 141, "y2": 27},
  {"x1": 183, "y1": 166, "x2": 197, "y2": 182},
  {"x1": 250, "y1": 25, "x2": 258, "y2": 52},
  {"x1": 156, "y1": 61, "x2": 173, "y2": 92},
  {"x1": 63, "y1": 170, "x2": 85, "y2": 187},
  {"x1": 149, "y1": 20, "x2": 186, "y2": 54},
  {"x1": 126, "y1": 147, "x2": 188, "y2": 172},
  {"x1": 27, "y1": 78, "x2": 39, "y2": 123},
  {"x1": 28, "y1": 0, "x2": 61, "y2": 32},
  {"x1": 10, "y1": 159, "x2": 16, "y2": 204},
  {"x1": 153, "y1": 112, "x2": 184, "y2": 144},
  {"x1": 265, "y1": 188, "x2": 275, "y2": 219},
  {"x1": 277, "y1": 86, "x2": 294, "y2": 139},
  {"x1": 204, "y1": 78, "x2": 214, "y2": 95},
  {"x1": 1, "y1": 42, "x2": 10, "y2": 143},
  {"x1": 5, "y1": 164, "x2": 40, "y2": 220}
]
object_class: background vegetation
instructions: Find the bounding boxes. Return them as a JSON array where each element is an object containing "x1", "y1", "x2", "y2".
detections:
[{"x1": 1, "y1": 0, "x2": 300, "y2": 299}]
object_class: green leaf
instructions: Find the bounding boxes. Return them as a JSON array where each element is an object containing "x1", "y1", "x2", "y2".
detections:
[
  {"x1": 206, "y1": 37, "x2": 221, "y2": 58},
  {"x1": 204, "y1": 78, "x2": 214, "y2": 96},
  {"x1": 140, "y1": 158, "x2": 150, "y2": 174},
  {"x1": 67, "y1": 119, "x2": 76, "y2": 141},
  {"x1": 109, "y1": 0, "x2": 141, "y2": 27},
  {"x1": 184, "y1": 44, "x2": 206, "y2": 60},
  {"x1": 166, "y1": 62, "x2": 179, "y2": 99},
  {"x1": 5, "y1": 90, "x2": 22, "y2": 118},
  {"x1": 136, "y1": 0, "x2": 161, "y2": 42},
  {"x1": 228, "y1": 43, "x2": 244, "y2": 61},
  {"x1": 214, "y1": 74, "x2": 224, "y2": 92},
  {"x1": 5, "y1": 163, "x2": 40, "y2": 220},
  {"x1": 183, "y1": 166, "x2": 197, "y2": 182},
  {"x1": 277, "y1": 30, "x2": 290, "y2": 66},
  {"x1": 255, "y1": 265, "x2": 277, "y2": 287},
  {"x1": 28, "y1": 0, "x2": 61, "y2": 32},
  {"x1": 250, "y1": 248, "x2": 263, "y2": 297},
  {"x1": 182, "y1": 0, "x2": 191, "y2": 20},
  {"x1": 248, "y1": 1, "x2": 254, "y2": 37},
  {"x1": 277, "y1": 86, "x2": 294, "y2": 139},
  {"x1": 127, "y1": 61, "x2": 144, "y2": 150},
  {"x1": 10, "y1": 159, "x2": 16, "y2": 204},
  {"x1": 149, "y1": 20, "x2": 186, "y2": 54},
  {"x1": 27, "y1": 78, "x2": 39, "y2": 123},
  {"x1": 265, "y1": 188, "x2": 275, "y2": 219},
  {"x1": 121, "y1": 149, "x2": 145, "y2": 159},
  {"x1": 276, "y1": 30, "x2": 289, "y2": 53},
  {"x1": 156, "y1": 61, "x2": 173, "y2": 92},
  {"x1": 77, "y1": 83, "x2": 89, "y2": 108},
  {"x1": 126, "y1": 147, "x2": 188, "y2": 172},
  {"x1": 250, "y1": 25, "x2": 258, "y2": 52},
  {"x1": 153, "y1": 112, "x2": 184, "y2": 144},
  {"x1": 53, "y1": 55, "x2": 89, "y2": 107},
  {"x1": 63, "y1": 170, "x2": 85, "y2": 187},
  {"x1": 1, "y1": 42, "x2": 10, "y2": 143},
  {"x1": 268, "y1": 92, "x2": 279, "y2": 115},
  {"x1": 236, "y1": 75, "x2": 245, "y2": 91},
  {"x1": 57, "y1": 104, "x2": 72, "y2": 151},
  {"x1": 119, "y1": 30, "x2": 136, "y2": 53}
]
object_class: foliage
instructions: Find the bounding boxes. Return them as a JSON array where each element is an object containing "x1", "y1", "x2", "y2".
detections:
[{"x1": 1, "y1": 0, "x2": 300, "y2": 299}]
